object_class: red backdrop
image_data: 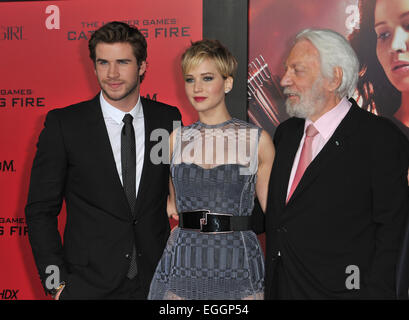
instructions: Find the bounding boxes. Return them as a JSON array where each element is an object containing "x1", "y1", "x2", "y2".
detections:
[{"x1": 0, "y1": 0, "x2": 202, "y2": 300}]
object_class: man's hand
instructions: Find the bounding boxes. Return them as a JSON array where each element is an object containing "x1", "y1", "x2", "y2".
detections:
[
  {"x1": 52, "y1": 282, "x2": 66, "y2": 300},
  {"x1": 54, "y1": 286, "x2": 64, "y2": 300}
]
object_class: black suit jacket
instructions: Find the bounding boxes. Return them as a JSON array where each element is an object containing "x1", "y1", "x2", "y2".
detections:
[
  {"x1": 265, "y1": 99, "x2": 409, "y2": 299},
  {"x1": 25, "y1": 94, "x2": 181, "y2": 299}
]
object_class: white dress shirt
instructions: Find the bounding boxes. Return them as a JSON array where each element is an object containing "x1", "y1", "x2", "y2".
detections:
[{"x1": 99, "y1": 92, "x2": 145, "y2": 198}]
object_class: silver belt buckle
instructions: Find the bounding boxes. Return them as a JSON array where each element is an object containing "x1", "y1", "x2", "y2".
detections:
[
  {"x1": 199, "y1": 211, "x2": 234, "y2": 234},
  {"x1": 199, "y1": 210, "x2": 210, "y2": 232}
]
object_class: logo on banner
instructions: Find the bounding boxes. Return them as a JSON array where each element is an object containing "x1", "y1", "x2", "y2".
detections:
[
  {"x1": 0, "y1": 217, "x2": 28, "y2": 237},
  {"x1": 0, "y1": 26, "x2": 24, "y2": 41},
  {"x1": 142, "y1": 93, "x2": 157, "y2": 101},
  {"x1": 0, "y1": 289, "x2": 19, "y2": 300},
  {"x1": 67, "y1": 18, "x2": 191, "y2": 41},
  {"x1": 0, "y1": 160, "x2": 16, "y2": 172},
  {"x1": 0, "y1": 89, "x2": 46, "y2": 108}
]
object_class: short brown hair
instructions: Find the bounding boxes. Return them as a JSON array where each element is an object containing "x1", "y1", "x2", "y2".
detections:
[
  {"x1": 181, "y1": 39, "x2": 237, "y2": 78},
  {"x1": 89, "y1": 21, "x2": 147, "y2": 81}
]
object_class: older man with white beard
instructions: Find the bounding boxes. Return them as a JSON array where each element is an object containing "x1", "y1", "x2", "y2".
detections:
[{"x1": 264, "y1": 28, "x2": 409, "y2": 299}]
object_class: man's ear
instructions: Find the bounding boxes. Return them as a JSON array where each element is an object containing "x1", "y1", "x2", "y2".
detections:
[
  {"x1": 139, "y1": 61, "x2": 147, "y2": 77},
  {"x1": 328, "y1": 66, "x2": 343, "y2": 93}
]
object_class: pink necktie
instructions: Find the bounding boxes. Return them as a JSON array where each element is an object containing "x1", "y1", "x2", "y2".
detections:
[{"x1": 286, "y1": 124, "x2": 319, "y2": 203}]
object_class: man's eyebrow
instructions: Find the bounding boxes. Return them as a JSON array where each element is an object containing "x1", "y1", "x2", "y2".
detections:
[
  {"x1": 283, "y1": 62, "x2": 306, "y2": 68},
  {"x1": 95, "y1": 58, "x2": 133, "y2": 62}
]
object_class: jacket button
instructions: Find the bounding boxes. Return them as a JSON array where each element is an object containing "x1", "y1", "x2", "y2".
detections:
[
  {"x1": 133, "y1": 219, "x2": 138, "y2": 225},
  {"x1": 125, "y1": 253, "x2": 130, "y2": 259}
]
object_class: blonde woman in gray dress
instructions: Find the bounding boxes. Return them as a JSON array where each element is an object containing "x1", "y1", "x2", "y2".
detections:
[{"x1": 148, "y1": 39, "x2": 275, "y2": 300}]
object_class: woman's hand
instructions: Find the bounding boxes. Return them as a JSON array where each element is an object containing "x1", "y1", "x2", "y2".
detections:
[{"x1": 167, "y1": 194, "x2": 179, "y2": 220}]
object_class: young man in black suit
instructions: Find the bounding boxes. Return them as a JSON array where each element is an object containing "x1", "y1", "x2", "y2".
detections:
[
  {"x1": 265, "y1": 28, "x2": 409, "y2": 299},
  {"x1": 25, "y1": 21, "x2": 181, "y2": 299}
]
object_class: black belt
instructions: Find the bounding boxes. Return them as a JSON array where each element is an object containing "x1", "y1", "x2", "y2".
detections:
[{"x1": 179, "y1": 210, "x2": 252, "y2": 233}]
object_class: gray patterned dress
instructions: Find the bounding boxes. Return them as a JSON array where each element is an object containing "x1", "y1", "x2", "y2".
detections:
[{"x1": 148, "y1": 118, "x2": 265, "y2": 300}]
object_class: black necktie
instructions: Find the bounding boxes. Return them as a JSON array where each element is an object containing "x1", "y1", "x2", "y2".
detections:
[{"x1": 121, "y1": 114, "x2": 137, "y2": 279}]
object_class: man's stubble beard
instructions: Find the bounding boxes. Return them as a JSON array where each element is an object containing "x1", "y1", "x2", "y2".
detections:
[{"x1": 101, "y1": 79, "x2": 140, "y2": 102}]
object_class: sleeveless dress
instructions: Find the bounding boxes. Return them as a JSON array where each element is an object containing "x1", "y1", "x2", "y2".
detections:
[{"x1": 148, "y1": 118, "x2": 265, "y2": 300}]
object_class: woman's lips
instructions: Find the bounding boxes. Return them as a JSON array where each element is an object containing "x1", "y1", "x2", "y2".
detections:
[
  {"x1": 194, "y1": 96, "x2": 206, "y2": 102},
  {"x1": 391, "y1": 61, "x2": 409, "y2": 73}
]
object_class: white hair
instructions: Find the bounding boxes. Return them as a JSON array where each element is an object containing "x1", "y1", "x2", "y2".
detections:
[{"x1": 295, "y1": 28, "x2": 359, "y2": 98}]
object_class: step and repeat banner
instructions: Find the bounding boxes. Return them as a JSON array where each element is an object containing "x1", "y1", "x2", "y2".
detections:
[
  {"x1": 248, "y1": 0, "x2": 409, "y2": 141},
  {"x1": 0, "y1": 0, "x2": 202, "y2": 300},
  {"x1": 4, "y1": 0, "x2": 407, "y2": 301}
]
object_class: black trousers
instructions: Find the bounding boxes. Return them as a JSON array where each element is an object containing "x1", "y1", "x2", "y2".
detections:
[
  {"x1": 59, "y1": 273, "x2": 146, "y2": 300},
  {"x1": 107, "y1": 273, "x2": 146, "y2": 300},
  {"x1": 272, "y1": 257, "x2": 291, "y2": 299}
]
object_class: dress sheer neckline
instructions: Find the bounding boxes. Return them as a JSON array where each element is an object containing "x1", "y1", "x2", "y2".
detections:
[{"x1": 196, "y1": 118, "x2": 234, "y2": 129}]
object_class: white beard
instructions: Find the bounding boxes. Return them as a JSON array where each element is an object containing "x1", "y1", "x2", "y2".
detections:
[{"x1": 284, "y1": 76, "x2": 326, "y2": 119}]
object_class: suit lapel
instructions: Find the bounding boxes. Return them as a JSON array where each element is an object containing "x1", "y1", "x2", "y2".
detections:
[
  {"x1": 286, "y1": 102, "x2": 362, "y2": 207},
  {"x1": 85, "y1": 95, "x2": 132, "y2": 221}
]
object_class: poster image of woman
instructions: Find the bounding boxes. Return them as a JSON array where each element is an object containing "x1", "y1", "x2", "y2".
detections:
[{"x1": 350, "y1": 0, "x2": 409, "y2": 139}]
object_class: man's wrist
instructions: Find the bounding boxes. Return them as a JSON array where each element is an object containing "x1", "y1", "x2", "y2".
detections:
[{"x1": 50, "y1": 281, "x2": 66, "y2": 299}]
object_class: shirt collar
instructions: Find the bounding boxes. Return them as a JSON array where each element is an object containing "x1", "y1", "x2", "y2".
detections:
[
  {"x1": 305, "y1": 97, "x2": 351, "y2": 140},
  {"x1": 99, "y1": 92, "x2": 143, "y2": 125}
]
